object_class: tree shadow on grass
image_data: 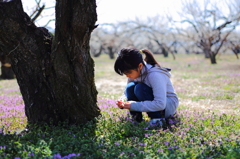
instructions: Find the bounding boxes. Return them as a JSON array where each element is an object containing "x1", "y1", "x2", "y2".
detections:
[{"x1": 0, "y1": 119, "x2": 99, "y2": 158}]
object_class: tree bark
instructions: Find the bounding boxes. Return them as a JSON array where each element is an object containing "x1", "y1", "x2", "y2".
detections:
[
  {"x1": 92, "y1": 45, "x2": 103, "y2": 57},
  {"x1": 210, "y1": 54, "x2": 217, "y2": 64},
  {"x1": 203, "y1": 48, "x2": 210, "y2": 59},
  {"x1": 107, "y1": 46, "x2": 115, "y2": 59},
  {"x1": 232, "y1": 49, "x2": 239, "y2": 59},
  {"x1": 0, "y1": 0, "x2": 100, "y2": 125}
]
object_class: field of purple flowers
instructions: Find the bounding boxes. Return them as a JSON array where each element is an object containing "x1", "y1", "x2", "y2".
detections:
[{"x1": 0, "y1": 54, "x2": 239, "y2": 158}]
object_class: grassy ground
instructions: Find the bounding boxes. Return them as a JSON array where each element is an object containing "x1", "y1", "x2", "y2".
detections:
[
  {"x1": 1, "y1": 53, "x2": 239, "y2": 114},
  {"x1": 0, "y1": 53, "x2": 239, "y2": 158},
  {"x1": 94, "y1": 53, "x2": 240, "y2": 115}
]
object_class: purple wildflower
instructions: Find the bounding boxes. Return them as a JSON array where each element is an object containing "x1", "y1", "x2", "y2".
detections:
[
  {"x1": 139, "y1": 143, "x2": 146, "y2": 146},
  {"x1": 28, "y1": 152, "x2": 34, "y2": 156},
  {"x1": 53, "y1": 154, "x2": 62, "y2": 159},
  {"x1": 114, "y1": 142, "x2": 120, "y2": 146},
  {"x1": 164, "y1": 142, "x2": 169, "y2": 145}
]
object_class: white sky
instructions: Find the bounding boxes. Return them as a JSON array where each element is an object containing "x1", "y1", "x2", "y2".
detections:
[
  {"x1": 22, "y1": 0, "x2": 183, "y2": 29},
  {"x1": 96, "y1": 0, "x2": 182, "y2": 23},
  {"x1": 21, "y1": 0, "x2": 239, "y2": 31}
]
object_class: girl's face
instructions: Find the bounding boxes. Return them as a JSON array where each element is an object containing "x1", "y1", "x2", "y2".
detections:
[
  {"x1": 124, "y1": 69, "x2": 140, "y2": 79},
  {"x1": 124, "y1": 63, "x2": 143, "y2": 79}
]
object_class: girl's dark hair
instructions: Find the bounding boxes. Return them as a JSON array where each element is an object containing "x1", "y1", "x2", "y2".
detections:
[
  {"x1": 141, "y1": 49, "x2": 160, "y2": 66},
  {"x1": 114, "y1": 48, "x2": 160, "y2": 75}
]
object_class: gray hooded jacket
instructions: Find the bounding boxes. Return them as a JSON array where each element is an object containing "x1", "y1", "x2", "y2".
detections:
[{"x1": 126, "y1": 63, "x2": 179, "y2": 118}]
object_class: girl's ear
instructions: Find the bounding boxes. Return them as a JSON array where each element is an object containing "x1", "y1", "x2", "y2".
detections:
[{"x1": 139, "y1": 63, "x2": 143, "y2": 70}]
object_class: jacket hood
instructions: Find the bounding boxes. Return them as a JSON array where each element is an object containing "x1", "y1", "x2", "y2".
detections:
[{"x1": 142, "y1": 64, "x2": 171, "y2": 78}]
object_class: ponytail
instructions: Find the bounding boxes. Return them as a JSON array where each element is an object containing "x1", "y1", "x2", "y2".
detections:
[{"x1": 140, "y1": 49, "x2": 160, "y2": 66}]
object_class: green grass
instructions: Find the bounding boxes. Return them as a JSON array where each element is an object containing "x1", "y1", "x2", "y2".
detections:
[{"x1": 0, "y1": 53, "x2": 239, "y2": 158}]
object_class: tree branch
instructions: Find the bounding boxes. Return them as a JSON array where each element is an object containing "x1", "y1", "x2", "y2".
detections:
[
  {"x1": 31, "y1": 4, "x2": 45, "y2": 22},
  {"x1": 181, "y1": 20, "x2": 199, "y2": 33}
]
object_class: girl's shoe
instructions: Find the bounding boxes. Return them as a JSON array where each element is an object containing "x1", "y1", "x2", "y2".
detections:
[{"x1": 149, "y1": 118, "x2": 165, "y2": 126}]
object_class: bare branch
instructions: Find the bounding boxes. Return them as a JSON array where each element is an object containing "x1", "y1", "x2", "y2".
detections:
[
  {"x1": 216, "y1": 21, "x2": 232, "y2": 31},
  {"x1": 43, "y1": 19, "x2": 55, "y2": 28},
  {"x1": 181, "y1": 20, "x2": 199, "y2": 33},
  {"x1": 31, "y1": 4, "x2": 45, "y2": 22}
]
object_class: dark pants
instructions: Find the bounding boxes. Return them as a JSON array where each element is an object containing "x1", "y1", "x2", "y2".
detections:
[{"x1": 125, "y1": 82, "x2": 165, "y2": 122}]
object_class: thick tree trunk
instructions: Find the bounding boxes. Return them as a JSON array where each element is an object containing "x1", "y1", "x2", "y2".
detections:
[
  {"x1": 204, "y1": 53, "x2": 210, "y2": 58},
  {"x1": 0, "y1": 0, "x2": 100, "y2": 125},
  {"x1": 232, "y1": 48, "x2": 239, "y2": 59},
  {"x1": 107, "y1": 46, "x2": 115, "y2": 59},
  {"x1": 162, "y1": 48, "x2": 168, "y2": 58},
  {"x1": 203, "y1": 47, "x2": 217, "y2": 64},
  {"x1": 203, "y1": 48, "x2": 211, "y2": 59},
  {"x1": 209, "y1": 54, "x2": 217, "y2": 64},
  {"x1": 92, "y1": 45, "x2": 103, "y2": 57}
]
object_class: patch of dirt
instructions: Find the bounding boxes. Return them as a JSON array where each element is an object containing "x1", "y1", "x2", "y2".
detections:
[
  {"x1": 0, "y1": 80, "x2": 20, "y2": 94},
  {"x1": 179, "y1": 98, "x2": 240, "y2": 115},
  {"x1": 95, "y1": 77, "x2": 126, "y2": 97},
  {"x1": 216, "y1": 64, "x2": 240, "y2": 72}
]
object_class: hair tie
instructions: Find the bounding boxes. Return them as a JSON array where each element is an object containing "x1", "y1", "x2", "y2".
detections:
[{"x1": 139, "y1": 50, "x2": 144, "y2": 54}]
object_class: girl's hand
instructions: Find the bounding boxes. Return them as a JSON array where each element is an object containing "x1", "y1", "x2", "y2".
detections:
[
  {"x1": 116, "y1": 100, "x2": 124, "y2": 109},
  {"x1": 116, "y1": 100, "x2": 133, "y2": 110}
]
